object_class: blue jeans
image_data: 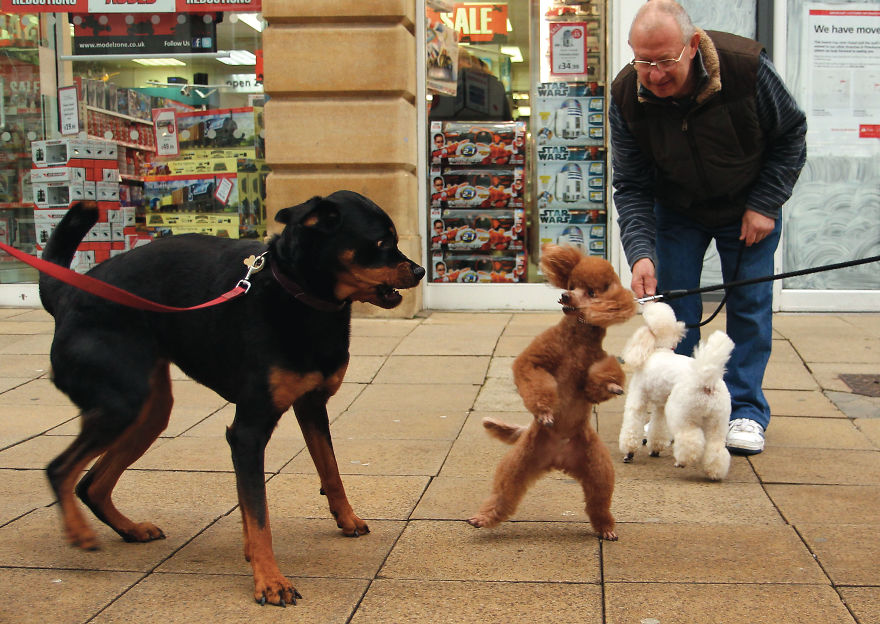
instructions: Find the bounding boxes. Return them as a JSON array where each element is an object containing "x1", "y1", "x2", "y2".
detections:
[{"x1": 654, "y1": 205, "x2": 780, "y2": 430}]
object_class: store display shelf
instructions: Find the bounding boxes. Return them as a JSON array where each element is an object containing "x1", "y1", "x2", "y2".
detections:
[
  {"x1": 85, "y1": 105, "x2": 153, "y2": 126},
  {"x1": 119, "y1": 174, "x2": 145, "y2": 184},
  {"x1": 86, "y1": 135, "x2": 155, "y2": 152},
  {"x1": 0, "y1": 202, "x2": 35, "y2": 210}
]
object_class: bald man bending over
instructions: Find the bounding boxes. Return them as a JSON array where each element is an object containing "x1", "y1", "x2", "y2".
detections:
[{"x1": 609, "y1": 0, "x2": 806, "y2": 454}]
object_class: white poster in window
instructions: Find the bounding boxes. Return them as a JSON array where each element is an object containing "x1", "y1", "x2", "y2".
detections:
[
  {"x1": 58, "y1": 86, "x2": 80, "y2": 136},
  {"x1": 549, "y1": 23, "x2": 588, "y2": 76},
  {"x1": 152, "y1": 108, "x2": 179, "y2": 157},
  {"x1": 804, "y1": 4, "x2": 880, "y2": 156}
]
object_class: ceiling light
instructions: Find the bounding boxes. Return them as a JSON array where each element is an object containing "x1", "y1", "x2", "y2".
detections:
[
  {"x1": 500, "y1": 46, "x2": 523, "y2": 63},
  {"x1": 133, "y1": 58, "x2": 186, "y2": 66},
  {"x1": 237, "y1": 13, "x2": 264, "y2": 32},
  {"x1": 216, "y1": 50, "x2": 257, "y2": 65}
]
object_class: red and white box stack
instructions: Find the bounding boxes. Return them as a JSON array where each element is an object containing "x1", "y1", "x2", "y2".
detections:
[{"x1": 31, "y1": 137, "x2": 146, "y2": 272}]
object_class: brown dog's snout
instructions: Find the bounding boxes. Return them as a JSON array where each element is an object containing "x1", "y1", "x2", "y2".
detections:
[{"x1": 559, "y1": 291, "x2": 572, "y2": 305}]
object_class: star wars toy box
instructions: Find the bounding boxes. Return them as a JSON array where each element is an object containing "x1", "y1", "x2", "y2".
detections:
[
  {"x1": 536, "y1": 151, "x2": 605, "y2": 209},
  {"x1": 539, "y1": 219, "x2": 607, "y2": 259},
  {"x1": 430, "y1": 121, "x2": 526, "y2": 165},
  {"x1": 534, "y1": 82, "x2": 605, "y2": 147},
  {"x1": 430, "y1": 207, "x2": 525, "y2": 251},
  {"x1": 430, "y1": 167, "x2": 524, "y2": 209},
  {"x1": 431, "y1": 250, "x2": 526, "y2": 283}
]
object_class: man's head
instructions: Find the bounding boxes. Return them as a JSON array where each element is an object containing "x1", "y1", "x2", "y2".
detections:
[{"x1": 628, "y1": 0, "x2": 700, "y2": 99}]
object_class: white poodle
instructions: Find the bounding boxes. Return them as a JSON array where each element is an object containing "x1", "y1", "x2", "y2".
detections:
[{"x1": 618, "y1": 301, "x2": 735, "y2": 480}]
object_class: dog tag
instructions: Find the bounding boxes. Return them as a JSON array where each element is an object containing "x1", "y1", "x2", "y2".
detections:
[{"x1": 243, "y1": 255, "x2": 266, "y2": 274}]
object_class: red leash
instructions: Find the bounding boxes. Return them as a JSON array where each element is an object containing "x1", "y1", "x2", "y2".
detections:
[{"x1": 0, "y1": 241, "x2": 252, "y2": 312}]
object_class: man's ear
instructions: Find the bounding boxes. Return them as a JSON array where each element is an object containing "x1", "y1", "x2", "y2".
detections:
[
  {"x1": 275, "y1": 196, "x2": 341, "y2": 233},
  {"x1": 540, "y1": 243, "x2": 582, "y2": 289}
]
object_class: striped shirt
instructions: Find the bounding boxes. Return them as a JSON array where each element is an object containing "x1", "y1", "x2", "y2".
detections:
[{"x1": 610, "y1": 50, "x2": 807, "y2": 267}]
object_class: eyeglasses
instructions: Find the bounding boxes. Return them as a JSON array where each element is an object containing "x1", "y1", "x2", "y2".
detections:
[{"x1": 629, "y1": 44, "x2": 688, "y2": 72}]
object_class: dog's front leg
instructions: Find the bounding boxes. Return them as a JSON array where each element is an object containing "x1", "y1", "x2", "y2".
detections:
[
  {"x1": 512, "y1": 358, "x2": 557, "y2": 427},
  {"x1": 226, "y1": 411, "x2": 300, "y2": 607},
  {"x1": 294, "y1": 391, "x2": 369, "y2": 537}
]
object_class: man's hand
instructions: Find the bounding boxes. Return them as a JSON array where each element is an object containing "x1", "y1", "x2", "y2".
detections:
[
  {"x1": 740, "y1": 209, "x2": 776, "y2": 246},
  {"x1": 631, "y1": 257, "x2": 657, "y2": 298}
]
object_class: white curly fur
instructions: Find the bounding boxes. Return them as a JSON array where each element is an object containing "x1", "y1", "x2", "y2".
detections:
[{"x1": 618, "y1": 302, "x2": 735, "y2": 480}]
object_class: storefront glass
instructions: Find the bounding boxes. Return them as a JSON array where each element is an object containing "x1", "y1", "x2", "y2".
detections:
[{"x1": 0, "y1": 3, "x2": 265, "y2": 291}]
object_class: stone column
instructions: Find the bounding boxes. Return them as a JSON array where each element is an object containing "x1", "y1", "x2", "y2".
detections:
[{"x1": 262, "y1": 0, "x2": 421, "y2": 317}]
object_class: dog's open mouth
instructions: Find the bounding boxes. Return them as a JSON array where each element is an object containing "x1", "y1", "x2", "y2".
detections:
[
  {"x1": 559, "y1": 295, "x2": 578, "y2": 315},
  {"x1": 375, "y1": 283, "x2": 402, "y2": 308}
]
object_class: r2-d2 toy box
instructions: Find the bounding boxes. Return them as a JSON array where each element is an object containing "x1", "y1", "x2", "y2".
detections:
[
  {"x1": 534, "y1": 96, "x2": 604, "y2": 146},
  {"x1": 539, "y1": 221, "x2": 607, "y2": 258},
  {"x1": 536, "y1": 160, "x2": 605, "y2": 209},
  {"x1": 430, "y1": 121, "x2": 526, "y2": 166},
  {"x1": 430, "y1": 207, "x2": 525, "y2": 251},
  {"x1": 430, "y1": 167, "x2": 524, "y2": 209}
]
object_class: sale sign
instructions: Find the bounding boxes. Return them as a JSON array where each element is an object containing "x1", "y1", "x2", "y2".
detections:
[{"x1": 549, "y1": 22, "x2": 588, "y2": 76}]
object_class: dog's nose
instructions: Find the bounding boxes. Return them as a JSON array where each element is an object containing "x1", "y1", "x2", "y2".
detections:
[
  {"x1": 560, "y1": 291, "x2": 571, "y2": 304},
  {"x1": 412, "y1": 265, "x2": 426, "y2": 281}
]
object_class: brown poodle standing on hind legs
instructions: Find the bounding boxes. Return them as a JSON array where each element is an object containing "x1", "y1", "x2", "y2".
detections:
[{"x1": 467, "y1": 244, "x2": 636, "y2": 539}]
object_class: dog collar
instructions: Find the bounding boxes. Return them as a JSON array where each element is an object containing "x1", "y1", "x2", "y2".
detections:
[{"x1": 269, "y1": 256, "x2": 349, "y2": 312}]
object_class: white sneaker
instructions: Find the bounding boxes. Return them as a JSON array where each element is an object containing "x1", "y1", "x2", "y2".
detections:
[{"x1": 726, "y1": 418, "x2": 765, "y2": 455}]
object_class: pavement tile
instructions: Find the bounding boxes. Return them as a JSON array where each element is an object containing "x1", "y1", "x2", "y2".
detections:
[
  {"x1": 0, "y1": 378, "x2": 74, "y2": 406},
  {"x1": 348, "y1": 336, "x2": 403, "y2": 356},
  {"x1": 0, "y1": 468, "x2": 54, "y2": 525},
  {"x1": 344, "y1": 355, "x2": 387, "y2": 383},
  {"x1": 0, "y1": 568, "x2": 144, "y2": 624},
  {"x1": 352, "y1": 579, "x2": 604, "y2": 624},
  {"x1": 838, "y1": 587, "x2": 880, "y2": 624},
  {"x1": 493, "y1": 332, "x2": 535, "y2": 357},
  {"x1": 750, "y1": 448, "x2": 880, "y2": 484},
  {"x1": 809, "y1": 362, "x2": 880, "y2": 392},
  {"x1": 331, "y1": 410, "x2": 467, "y2": 440},
  {"x1": 605, "y1": 583, "x2": 853, "y2": 624},
  {"x1": 266, "y1": 473, "x2": 430, "y2": 521},
  {"x1": 132, "y1": 434, "x2": 302, "y2": 473},
  {"x1": 345, "y1": 382, "x2": 478, "y2": 413},
  {"x1": 0, "y1": 353, "x2": 50, "y2": 377},
  {"x1": 602, "y1": 524, "x2": 827, "y2": 584},
  {"x1": 91, "y1": 574, "x2": 368, "y2": 624},
  {"x1": 158, "y1": 514, "x2": 405, "y2": 579},
  {"x1": 472, "y1": 376, "x2": 526, "y2": 411},
  {"x1": 0, "y1": 333, "x2": 52, "y2": 354},
  {"x1": 380, "y1": 520, "x2": 602, "y2": 582},
  {"x1": 281, "y1": 438, "x2": 452, "y2": 476},
  {"x1": 798, "y1": 524, "x2": 880, "y2": 585},
  {"x1": 372, "y1": 355, "x2": 490, "y2": 385},
  {"x1": 765, "y1": 416, "x2": 876, "y2": 450},
  {"x1": 0, "y1": 434, "x2": 75, "y2": 469},
  {"x1": 765, "y1": 389, "x2": 844, "y2": 417},
  {"x1": 391, "y1": 324, "x2": 503, "y2": 356},
  {"x1": 765, "y1": 344, "x2": 821, "y2": 390},
  {"x1": 0, "y1": 404, "x2": 76, "y2": 448},
  {"x1": 765, "y1": 484, "x2": 880, "y2": 525},
  {"x1": 351, "y1": 317, "x2": 421, "y2": 337},
  {"x1": 856, "y1": 418, "x2": 880, "y2": 447}
]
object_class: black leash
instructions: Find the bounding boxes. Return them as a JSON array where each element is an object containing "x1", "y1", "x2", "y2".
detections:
[{"x1": 637, "y1": 252, "x2": 880, "y2": 328}]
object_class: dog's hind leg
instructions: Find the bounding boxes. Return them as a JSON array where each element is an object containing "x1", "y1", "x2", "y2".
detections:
[
  {"x1": 619, "y1": 388, "x2": 648, "y2": 462},
  {"x1": 468, "y1": 429, "x2": 548, "y2": 528},
  {"x1": 671, "y1": 426, "x2": 705, "y2": 469},
  {"x1": 563, "y1": 431, "x2": 617, "y2": 540},
  {"x1": 646, "y1": 408, "x2": 672, "y2": 457},
  {"x1": 75, "y1": 361, "x2": 172, "y2": 543}
]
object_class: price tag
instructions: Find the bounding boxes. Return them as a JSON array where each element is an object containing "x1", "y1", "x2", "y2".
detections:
[
  {"x1": 152, "y1": 108, "x2": 179, "y2": 157},
  {"x1": 214, "y1": 176, "x2": 234, "y2": 205},
  {"x1": 550, "y1": 23, "x2": 588, "y2": 76},
  {"x1": 58, "y1": 86, "x2": 80, "y2": 136}
]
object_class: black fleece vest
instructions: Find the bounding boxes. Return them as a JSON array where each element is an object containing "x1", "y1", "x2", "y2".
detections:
[{"x1": 611, "y1": 31, "x2": 765, "y2": 228}]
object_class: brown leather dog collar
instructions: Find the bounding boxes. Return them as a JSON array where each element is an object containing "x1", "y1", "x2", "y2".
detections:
[{"x1": 269, "y1": 256, "x2": 349, "y2": 312}]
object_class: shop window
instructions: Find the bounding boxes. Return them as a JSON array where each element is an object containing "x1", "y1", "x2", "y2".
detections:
[
  {"x1": 425, "y1": 0, "x2": 608, "y2": 285},
  {"x1": 1, "y1": 6, "x2": 266, "y2": 287}
]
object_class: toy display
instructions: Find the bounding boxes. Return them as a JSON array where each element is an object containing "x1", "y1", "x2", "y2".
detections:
[
  {"x1": 432, "y1": 250, "x2": 526, "y2": 283},
  {"x1": 430, "y1": 121, "x2": 526, "y2": 165},
  {"x1": 430, "y1": 207, "x2": 524, "y2": 251},
  {"x1": 430, "y1": 167, "x2": 524, "y2": 208}
]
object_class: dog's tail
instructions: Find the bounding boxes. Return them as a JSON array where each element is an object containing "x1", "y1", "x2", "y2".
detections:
[
  {"x1": 482, "y1": 417, "x2": 526, "y2": 445},
  {"x1": 691, "y1": 331, "x2": 735, "y2": 390},
  {"x1": 39, "y1": 201, "x2": 99, "y2": 316}
]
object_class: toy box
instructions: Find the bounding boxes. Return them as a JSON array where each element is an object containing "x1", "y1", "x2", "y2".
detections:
[
  {"x1": 430, "y1": 167, "x2": 524, "y2": 208},
  {"x1": 431, "y1": 250, "x2": 526, "y2": 283},
  {"x1": 534, "y1": 96, "x2": 604, "y2": 146},
  {"x1": 430, "y1": 207, "x2": 524, "y2": 251},
  {"x1": 536, "y1": 160, "x2": 605, "y2": 209},
  {"x1": 538, "y1": 217, "x2": 606, "y2": 258},
  {"x1": 176, "y1": 108, "x2": 257, "y2": 151},
  {"x1": 430, "y1": 121, "x2": 526, "y2": 165}
]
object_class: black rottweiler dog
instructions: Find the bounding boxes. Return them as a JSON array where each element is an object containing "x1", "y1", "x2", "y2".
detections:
[{"x1": 39, "y1": 191, "x2": 424, "y2": 606}]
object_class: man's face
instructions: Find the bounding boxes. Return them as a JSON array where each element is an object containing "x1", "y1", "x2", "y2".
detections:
[{"x1": 629, "y1": 21, "x2": 698, "y2": 100}]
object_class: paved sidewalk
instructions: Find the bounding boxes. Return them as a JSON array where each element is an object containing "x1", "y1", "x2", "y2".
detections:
[{"x1": 0, "y1": 306, "x2": 878, "y2": 623}]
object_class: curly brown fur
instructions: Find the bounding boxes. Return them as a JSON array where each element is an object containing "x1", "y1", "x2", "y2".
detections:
[{"x1": 467, "y1": 245, "x2": 636, "y2": 540}]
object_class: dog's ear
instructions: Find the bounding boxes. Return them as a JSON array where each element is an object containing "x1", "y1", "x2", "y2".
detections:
[
  {"x1": 275, "y1": 196, "x2": 341, "y2": 233},
  {"x1": 540, "y1": 244, "x2": 582, "y2": 288}
]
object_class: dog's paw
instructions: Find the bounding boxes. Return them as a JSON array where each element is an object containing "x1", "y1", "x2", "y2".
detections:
[
  {"x1": 600, "y1": 529, "x2": 618, "y2": 541},
  {"x1": 466, "y1": 514, "x2": 497, "y2": 528},
  {"x1": 120, "y1": 521, "x2": 166, "y2": 543},
  {"x1": 253, "y1": 574, "x2": 302, "y2": 607},
  {"x1": 607, "y1": 382, "x2": 624, "y2": 395}
]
